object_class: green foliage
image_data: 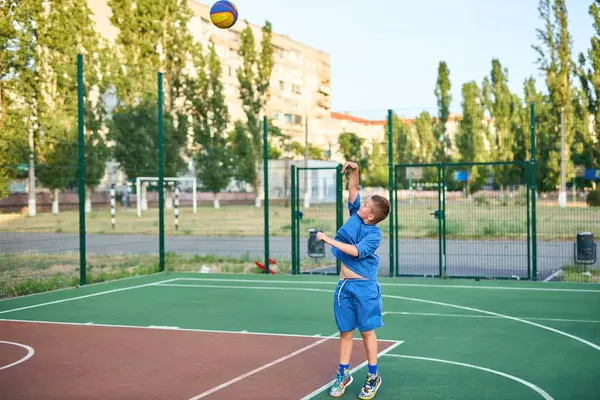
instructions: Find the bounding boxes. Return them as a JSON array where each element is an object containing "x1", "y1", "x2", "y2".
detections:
[
  {"x1": 576, "y1": 1, "x2": 600, "y2": 168},
  {"x1": 456, "y1": 82, "x2": 489, "y2": 194},
  {"x1": 414, "y1": 111, "x2": 436, "y2": 163},
  {"x1": 229, "y1": 121, "x2": 256, "y2": 190},
  {"x1": 338, "y1": 132, "x2": 368, "y2": 180},
  {"x1": 236, "y1": 20, "x2": 274, "y2": 194},
  {"x1": 364, "y1": 140, "x2": 387, "y2": 187},
  {"x1": 586, "y1": 187, "x2": 600, "y2": 206},
  {"x1": 109, "y1": 101, "x2": 188, "y2": 178},
  {"x1": 434, "y1": 61, "x2": 452, "y2": 161},
  {"x1": 533, "y1": 0, "x2": 575, "y2": 191},
  {"x1": 392, "y1": 116, "x2": 418, "y2": 164},
  {"x1": 193, "y1": 42, "x2": 234, "y2": 196}
]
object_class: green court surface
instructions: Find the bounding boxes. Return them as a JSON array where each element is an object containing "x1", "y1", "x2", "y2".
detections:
[{"x1": 1, "y1": 272, "x2": 599, "y2": 399}]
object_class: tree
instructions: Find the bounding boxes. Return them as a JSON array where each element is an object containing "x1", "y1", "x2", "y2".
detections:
[
  {"x1": 193, "y1": 42, "x2": 234, "y2": 208},
  {"x1": 338, "y1": 131, "x2": 368, "y2": 181},
  {"x1": 364, "y1": 139, "x2": 388, "y2": 188},
  {"x1": 229, "y1": 121, "x2": 255, "y2": 192},
  {"x1": 483, "y1": 59, "x2": 518, "y2": 192},
  {"x1": 455, "y1": 82, "x2": 488, "y2": 194},
  {"x1": 533, "y1": 0, "x2": 575, "y2": 194},
  {"x1": 434, "y1": 61, "x2": 452, "y2": 162},
  {"x1": 576, "y1": 0, "x2": 600, "y2": 168},
  {"x1": 25, "y1": 0, "x2": 108, "y2": 213},
  {"x1": 414, "y1": 111, "x2": 436, "y2": 164},
  {"x1": 237, "y1": 21, "x2": 274, "y2": 206},
  {"x1": 0, "y1": 0, "x2": 37, "y2": 198},
  {"x1": 107, "y1": 0, "x2": 196, "y2": 204}
]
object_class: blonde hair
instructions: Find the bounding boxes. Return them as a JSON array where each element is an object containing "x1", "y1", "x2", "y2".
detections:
[{"x1": 368, "y1": 195, "x2": 390, "y2": 224}]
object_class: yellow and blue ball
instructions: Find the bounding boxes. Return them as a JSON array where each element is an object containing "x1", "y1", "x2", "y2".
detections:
[{"x1": 210, "y1": 1, "x2": 238, "y2": 29}]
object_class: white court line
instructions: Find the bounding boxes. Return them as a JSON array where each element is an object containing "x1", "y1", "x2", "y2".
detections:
[
  {"x1": 173, "y1": 277, "x2": 600, "y2": 293},
  {"x1": 383, "y1": 354, "x2": 553, "y2": 400},
  {"x1": 299, "y1": 341, "x2": 403, "y2": 400},
  {"x1": 0, "y1": 341, "x2": 35, "y2": 371},
  {"x1": 383, "y1": 311, "x2": 600, "y2": 324},
  {"x1": 155, "y1": 283, "x2": 600, "y2": 352},
  {"x1": 187, "y1": 332, "x2": 341, "y2": 400},
  {"x1": 0, "y1": 278, "x2": 178, "y2": 315},
  {"x1": 0, "y1": 319, "x2": 398, "y2": 343}
]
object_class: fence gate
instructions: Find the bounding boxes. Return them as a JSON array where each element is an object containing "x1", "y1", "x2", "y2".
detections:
[
  {"x1": 393, "y1": 161, "x2": 532, "y2": 279},
  {"x1": 393, "y1": 164, "x2": 444, "y2": 277},
  {"x1": 291, "y1": 165, "x2": 342, "y2": 275}
]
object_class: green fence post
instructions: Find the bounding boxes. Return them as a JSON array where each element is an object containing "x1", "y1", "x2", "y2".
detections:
[
  {"x1": 393, "y1": 165, "x2": 399, "y2": 276},
  {"x1": 441, "y1": 164, "x2": 447, "y2": 278},
  {"x1": 295, "y1": 167, "x2": 300, "y2": 272},
  {"x1": 387, "y1": 109, "x2": 394, "y2": 277},
  {"x1": 526, "y1": 162, "x2": 531, "y2": 280},
  {"x1": 77, "y1": 54, "x2": 87, "y2": 286},
  {"x1": 437, "y1": 165, "x2": 443, "y2": 277},
  {"x1": 291, "y1": 164, "x2": 296, "y2": 275},
  {"x1": 336, "y1": 163, "x2": 343, "y2": 275},
  {"x1": 158, "y1": 72, "x2": 165, "y2": 272},
  {"x1": 263, "y1": 116, "x2": 270, "y2": 274},
  {"x1": 530, "y1": 101, "x2": 537, "y2": 280}
]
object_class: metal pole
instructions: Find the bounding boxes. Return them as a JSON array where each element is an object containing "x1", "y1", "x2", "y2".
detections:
[
  {"x1": 530, "y1": 102, "x2": 538, "y2": 280},
  {"x1": 387, "y1": 109, "x2": 394, "y2": 277},
  {"x1": 158, "y1": 72, "x2": 165, "y2": 272},
  {"x1": 192, "y1": 178, "x2": 197, "y2": 214},
  {"x1": 291, "y1": 164, "x2": 296, "y2": 274},
  {"x1": 263, "y1": 116, "x2": 270, "y2": 274},
  {"x1": 174, "y1": 183, "x2": 179, "y2": 231},
  {"x1": 559, "y1": 106, "x2": 566, "y2": 207},
  {"x1": 110, "y1": 184, "x2": 116, "y2": 230},
  {"x1": 77, "y1": 53, "x2": 87, "y2": 286}
]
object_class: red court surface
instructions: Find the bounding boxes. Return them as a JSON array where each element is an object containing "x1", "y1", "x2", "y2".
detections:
[{"x1": 0, "y1": 320, "x2": 398, "y2": 399}]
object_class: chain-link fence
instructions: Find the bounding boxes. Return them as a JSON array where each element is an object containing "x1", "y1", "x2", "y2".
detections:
[{"x1": 3, "y1": 61, "x2": 600, "y2": 298}]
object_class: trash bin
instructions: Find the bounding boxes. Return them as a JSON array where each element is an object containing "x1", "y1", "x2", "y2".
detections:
[{"x1": 574, "y1": 232, "x2": 596, "y2": 265}]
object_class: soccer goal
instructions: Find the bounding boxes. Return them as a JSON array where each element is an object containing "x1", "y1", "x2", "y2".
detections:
[{"x1": 135, "y1": 176, "x2": 197, "y2": 217}]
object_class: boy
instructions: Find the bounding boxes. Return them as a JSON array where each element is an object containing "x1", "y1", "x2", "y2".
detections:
[{"x1": 316, "y1": 161, "x2": 391, "y2": 399}]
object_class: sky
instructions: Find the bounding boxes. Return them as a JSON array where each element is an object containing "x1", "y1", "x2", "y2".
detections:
[{"x1": 205, "y1": 0, "x2": 596, "y2": 118}]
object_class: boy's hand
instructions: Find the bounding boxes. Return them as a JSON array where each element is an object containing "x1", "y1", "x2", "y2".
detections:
[
  {"x1": 316, "y1": 231, "x2": 330, "y2": 244},
  {"x1": 341, "y1": 161, "x2": 359, "y2": 173}
]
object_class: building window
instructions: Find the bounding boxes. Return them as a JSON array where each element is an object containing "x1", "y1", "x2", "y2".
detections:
[
  {"x1": 292, "y1": 84, "x2": 301, "y2": 95},
  {"x1": 284, "y1": 114, "x2": 292, "y2": 123},
  {"x1": 273, "y1": 113, "x2": 279, "y2": 120},
  {"x1": 293, "y1": 114, "x2": 302, "y2": 124},
  {"x1": 279, "y1": 80, "x2": 285, "y2": 90}
]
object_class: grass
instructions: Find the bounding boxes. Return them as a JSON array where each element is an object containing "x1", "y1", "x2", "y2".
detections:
[
  {"x1": 555, "y1": 263, "x2": 600, "y2": 283},
  {"x1": 0, "y1": 251, "x2": 293, "y2": 298},
  {"x1": 1, "y1": 201, "x2": 598, "y2": 241}
]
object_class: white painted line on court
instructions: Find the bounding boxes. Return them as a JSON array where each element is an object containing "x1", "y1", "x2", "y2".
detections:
[
  {"x1": 157, "y1": 283, "x2": 600, "y2": 352},
  {"x1": 0, "y1": 278, "x2": 179, "y2": 315},
  {"x1": 187, "y1": 332, "x2": 341, "y2": 400},
  {"x1": 383, "y1": 354, "x2": 553, "y2": 399},
  {"x1": 85, "y1": 322, "x2": 94, "y2": 325},
  {"x1": 0, "y1": 319, "x2": 398, "y2": 344},
  {"x1": 383, "y1": 311, "x2": 600, "y2": 324},
  {"x1": 0, "y1": 341, "x2": 35, "y2": 371},
  {"x1": 299, "y1": 340, "x2": 403, "y2": 400},
  {"x1": 171, "y1": 277, "x2": 600, "y2": 293},
  {"x1": 148, "y1": 325, "x2": 180, "y2": 330},
  {"x1": 381, "y1": 293, "x2": 600, "y2": 352}
]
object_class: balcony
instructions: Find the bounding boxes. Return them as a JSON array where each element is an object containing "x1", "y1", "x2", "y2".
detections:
[{"x1": 318, "y1": 83, "x2": 331, "y2": 95}]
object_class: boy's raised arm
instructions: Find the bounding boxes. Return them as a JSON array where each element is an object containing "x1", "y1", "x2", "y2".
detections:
[{"x1": 342, "y1": 161, "x2": 359, "y2": 204}]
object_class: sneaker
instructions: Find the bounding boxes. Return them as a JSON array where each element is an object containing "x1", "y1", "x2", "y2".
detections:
[
  {"x1": 358, "y1": 373, "x2": 382, "y2": 399},
  {"x1": 329, "y1": 370, "x2": 354, "y2": 397}
]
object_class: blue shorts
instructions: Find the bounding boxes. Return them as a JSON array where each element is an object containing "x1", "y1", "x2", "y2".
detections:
[{"x1": 333, "y1": 279, "x2": 383, "y2": 333}]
